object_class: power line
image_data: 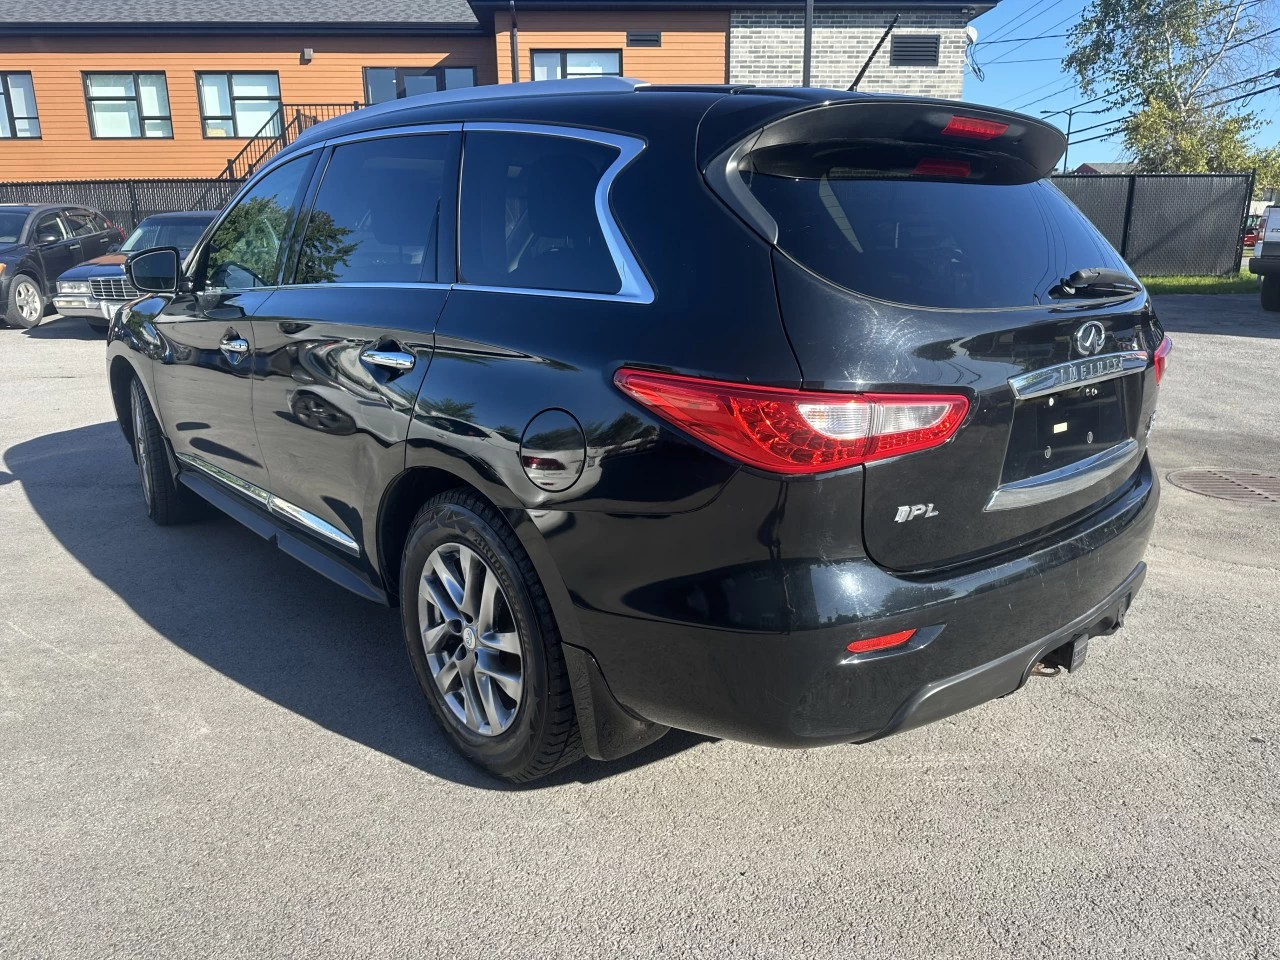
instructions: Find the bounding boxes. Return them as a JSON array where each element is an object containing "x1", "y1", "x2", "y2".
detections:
[
  {"x1": 1007, "y1": 79, "x2": 1079, "y2": 110},
  {"x1": 1068, "y1": 78, "x2": 1280, "y2": 144},
  {"x1": 984, "y1": 56, "x2": 1067, "y2": 64},
  {"x1": 981, "y1": 0, "x2": 1069, "y2": 45},
  {"x1": 975, "y1": 32, "x2": 1069, "y2": 45},
  {"x1": 983, "y1": 8, "x2": 1080, "y2": 65}
]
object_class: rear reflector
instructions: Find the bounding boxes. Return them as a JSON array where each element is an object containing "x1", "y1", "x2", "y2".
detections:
[
  {"x1": 1153, "y1": 335, "x2": 1172, "y2": 384},
  {"x1": 614, "y1": 368, "x2": 969, "y2": 475},
  {"x1": 913, "y1": 157, "x2": 971, "y2": 178},
  {"x1": 941, "y1": 116, "x2": 1009, "y2": 140},
  {"x1": 847, "y1": 629, "x2": 916, "y2": 654}
]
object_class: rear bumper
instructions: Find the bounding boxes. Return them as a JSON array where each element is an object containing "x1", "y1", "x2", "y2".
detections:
[
  {"x1": 51, "y1": 297, "x2": 123, "y2": 321},
  {"x1": 1248, "y1": 257, "x2": 1280, "y2": 276},
  {"x1": 580, "y1": 456, "x2": 1158, "y2": 748}
]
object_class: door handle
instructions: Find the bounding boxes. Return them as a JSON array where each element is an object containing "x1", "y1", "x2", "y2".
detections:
[
  {"x1": 220, "y1": 335, "x2": 250, "y2": 362},
  {"x1": 360, "y1": 348, "x2": 415, "y2": 372}
]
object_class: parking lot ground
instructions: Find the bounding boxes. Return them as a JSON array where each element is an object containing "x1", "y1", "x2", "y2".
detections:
[{"x1": 2, "y1": 300, "x2": 1278, "y2": 959}]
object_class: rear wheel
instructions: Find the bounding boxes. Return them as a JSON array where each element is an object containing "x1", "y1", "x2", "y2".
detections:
[
  {"x1": 400, "y1": 490, "x2": 583, "y2": 782},
  {"x1": 129, "y1": 378, "x2": 200, "y2": 525},
  {"x1": 5, "y1": 275, "x2": 44, "y2": 329},
  {"x1": 1262, "y1": 275, "x2": 1280, "y2": 312}
]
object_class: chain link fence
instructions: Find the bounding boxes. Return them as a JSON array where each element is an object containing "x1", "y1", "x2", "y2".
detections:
[
  {"x1": 1053, "y1": 172, "x2": 1253, "y2": 276},
  {"x1": 0, "y1": 179, "x2": 240, "y2": 233}
]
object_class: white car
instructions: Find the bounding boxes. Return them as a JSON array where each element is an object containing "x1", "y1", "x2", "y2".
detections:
[{"x1": 1248, "y1": 204, "x2": 1280, "y2": 310}]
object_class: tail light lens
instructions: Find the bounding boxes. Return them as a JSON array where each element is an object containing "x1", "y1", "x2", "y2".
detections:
[
  {"x1": 847, "y1": 629, "x2": 916, "y2": 654},
  {"x1": 941, "y1": 116, "x2": 1009, "y2": 140},
  {"x1": 1153, "y1": 335, "x2": 1172, "y2": 384},
  {"x1": 614, "y1": 368, "x2": 969, "y2": 475}
]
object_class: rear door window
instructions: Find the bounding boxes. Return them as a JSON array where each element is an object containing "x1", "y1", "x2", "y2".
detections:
[
  {"x1": 64, "y1": 209, "x2": 100, "y2": 237},
  {"x1": 459, "y1": 131, "x2": 621, "y2": 295},
  {"x1": 741, "y1": 144, "x2": 1130, "y2": 309},
  {"x1": 293, "y1": 133, "x2": 451, "y2": 285}
]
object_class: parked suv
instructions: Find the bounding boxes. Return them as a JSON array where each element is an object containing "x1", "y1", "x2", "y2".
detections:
[
  {"x1": 108, "y1": 80, "x2": 1168, "y2": 781},
  {"x1": 54, "y1": 211, "x2": 217, "y2": 332},
  {"x1": 1248, "y1": 205, "x2": 1280, "y2": 310},
  {"x1": 0, "y1": 204, "x2": 124, "y2": 328}
]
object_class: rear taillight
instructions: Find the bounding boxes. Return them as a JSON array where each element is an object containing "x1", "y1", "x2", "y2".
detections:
[
  {"x1": 941, "y1": 116, "x2": 1008, "y2": 140},
  {"x1": 613, "y1": 369, "x2": 969, "y2": 475},
  {"x1": 1153, "y1": 335, "x2": 1172, "y2": 384}
]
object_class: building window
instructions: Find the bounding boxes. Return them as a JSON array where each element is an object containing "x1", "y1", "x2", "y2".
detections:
[
  {"x1": 531, "y1": 51, "x2": 622, "y2": 82},
  {"x1": 363, "y1": 67, "x2": 476, "y2": 104},
  {"x1": 197, "y1": 72, "x2": 281, "y2": 138},
  {"x1": 889, "y1": 35, "x2": 941, "y2": 67},
  {"x1": 0, "y1": 72, "x2": 40, "y2": 139},
  {"x1": 84, "y1": 73, "x2": 172, "y2": 138}
]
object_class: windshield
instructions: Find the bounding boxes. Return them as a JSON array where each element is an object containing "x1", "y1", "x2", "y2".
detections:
[
  {"x1": 123, "y1": 218, "x2": 212, "y2": 254},
  {"x1": 742, "y1": 146, "x2": 1132, "y2": 309},
  {"x1": 0, "y1": 212, "x2": 28, "y2": 244}
]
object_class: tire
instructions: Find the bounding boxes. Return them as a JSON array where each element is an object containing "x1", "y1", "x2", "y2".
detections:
[
  {"x1": 1262, "y1": 275, "x2": 1280, "y2": 312},
  {"x1": 4, "y1": 275, "x2": 44, "y2": 329},
  {"x1": 129, "y1": 378, "x2": 201, "y2": 525},
  {"x1": 400, "y1": 490, "x2": 583, "y2": 782}
]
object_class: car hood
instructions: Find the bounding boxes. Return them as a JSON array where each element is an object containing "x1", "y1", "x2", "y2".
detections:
[
  {"x1": 57, "y1": 254, "x2": 127, "y2": 281},
  {"x1": 0, "y1": 242, "x2": 24, "y2": 258}
]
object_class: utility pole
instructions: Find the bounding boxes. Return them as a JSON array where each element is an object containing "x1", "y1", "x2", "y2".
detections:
[
  {"x1": 510, "y1": 0, "x2": 520, "y2": 82},
  {"x1": 802, "y1": 0, "x2": 814, "y2": 86},
  {"x1": 1042, "y1": 106, "x2": 1107, "y2": 173}
]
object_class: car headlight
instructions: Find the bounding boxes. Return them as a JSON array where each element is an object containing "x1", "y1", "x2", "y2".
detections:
[{"x1": 58, "y1": 280, "x2": 92, "y2": 295}]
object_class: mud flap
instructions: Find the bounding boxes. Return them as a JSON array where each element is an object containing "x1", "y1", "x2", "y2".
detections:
[{"x1": 562, "y1": 643, "x2": 670, "y2": 761}]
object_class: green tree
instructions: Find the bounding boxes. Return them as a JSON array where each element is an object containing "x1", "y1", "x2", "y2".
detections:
[{"x1": 1065, "y1": 0, "x2": 1278, "y2": 177}]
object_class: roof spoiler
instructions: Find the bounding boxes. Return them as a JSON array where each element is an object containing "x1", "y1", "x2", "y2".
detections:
[{"x1": 702, "y1": 97, "x2": 1067, "y2": 244}]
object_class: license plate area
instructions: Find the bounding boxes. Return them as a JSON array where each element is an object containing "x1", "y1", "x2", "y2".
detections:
[{"x1": 1002, "y1": 378, "x2": 1132, "y2": 484}]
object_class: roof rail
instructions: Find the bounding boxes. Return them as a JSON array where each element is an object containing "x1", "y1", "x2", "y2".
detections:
[{"x1": 295, "y1": 77, "x2": 649, "y2": 146}]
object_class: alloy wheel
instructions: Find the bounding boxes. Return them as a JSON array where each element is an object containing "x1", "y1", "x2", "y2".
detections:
[
  {"x1": 418, "y1": 542, "x2": 524, "y2": 736},
  {"x1": 14, "y1": 279, "x2": 41, "y2": 324},
  {"x1": 131, "y1": 387, "x2": 153, "y2": 509}
]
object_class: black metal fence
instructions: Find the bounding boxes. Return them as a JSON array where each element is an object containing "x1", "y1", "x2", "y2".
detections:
[
  {"x1": 220, "y1": 102, "x2": 364, "y2": 180},
  {"x1": 0, "y1": 170, "x2": 1254, "y2": 277},
  {"x1": 0, "y1": 178, "x2": 240, "y2": 232},
  {"x1": 1052, "y1": 172, "x2": 1254, "y2": 276}
]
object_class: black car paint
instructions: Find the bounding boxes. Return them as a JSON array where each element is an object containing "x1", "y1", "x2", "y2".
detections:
[
  {"x1": 0, "y1": 204, "x2": 118, "y2": 304},
  {"x1": 106, "y1": 84, "x2": 1160, "y2": 757}
]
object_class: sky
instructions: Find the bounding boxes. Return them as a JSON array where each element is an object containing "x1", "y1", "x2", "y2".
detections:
[{"x1": 960, "y1": 0, "x2": 1280, "y2": 169}]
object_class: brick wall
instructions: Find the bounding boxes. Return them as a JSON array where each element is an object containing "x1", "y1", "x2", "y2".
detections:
[{"x1": 728, "y1": 9, "x2": 970, "y2": 99}]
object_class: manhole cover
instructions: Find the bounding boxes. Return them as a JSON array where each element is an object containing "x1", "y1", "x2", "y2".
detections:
[{"x1": 1167, "y1": 468, "x2": 1280, "y2": 503}]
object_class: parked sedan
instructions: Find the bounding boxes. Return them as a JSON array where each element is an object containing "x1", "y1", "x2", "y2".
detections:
[
  {"x1": 54, "y1": 211, "x2": 217, "y2": 332},
  {"x1": 1, "y1": 204, "x2": 125, "y2": 328}
]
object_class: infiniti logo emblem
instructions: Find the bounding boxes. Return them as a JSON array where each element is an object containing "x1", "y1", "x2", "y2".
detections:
[{"x1": 1074, "y1": 321, "x2": 1107, "y2": 356}]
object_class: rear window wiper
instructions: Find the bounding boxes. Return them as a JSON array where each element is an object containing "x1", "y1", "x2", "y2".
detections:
[{"x1": 1049, "y1": 268, "x2": 1142, "y2": 299}]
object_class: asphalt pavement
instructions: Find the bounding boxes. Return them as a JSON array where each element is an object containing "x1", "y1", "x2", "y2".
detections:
[{"x1": 1, "y1": 298, "x2": 1277, "y2": 959}]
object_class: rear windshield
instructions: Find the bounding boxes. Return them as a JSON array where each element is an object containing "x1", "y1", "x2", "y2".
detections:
[{"x1": 742, "y1": 147, "x2": 1131, "y2": 309}]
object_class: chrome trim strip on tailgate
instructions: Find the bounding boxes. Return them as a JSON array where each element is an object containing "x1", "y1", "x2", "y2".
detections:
[
  {"x1": 984, "y1": 439, "x2": 1140, "y2": 512},
  {"x1": 1009, "y1": 350, "x2": 1149, "y2": 400},
  {"x1": 176, "y1": 453, "x2": 360, "y2": 555}
]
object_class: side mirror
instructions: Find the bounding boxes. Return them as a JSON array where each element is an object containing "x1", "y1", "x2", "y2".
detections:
[
  {"x1": 127, "y1": 246, "x2": 181, "y2": 294},
  {"x1": 36, "y1": 231, "x2": 61, "y2": 245}
]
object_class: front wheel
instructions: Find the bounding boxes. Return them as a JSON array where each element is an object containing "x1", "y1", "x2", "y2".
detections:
[
  {"x1": 1262, "y1": 275, "x2": 1280, "y2": 312},
  {"x1": 129, "y1": 378, "x2": 201, "y2": 525},
  {"x1": 400, "y1": 490, "x2": 583, "y2": 782},
  {"x1": 5, "y1": 275, "x2": 44, "y2": 328}
]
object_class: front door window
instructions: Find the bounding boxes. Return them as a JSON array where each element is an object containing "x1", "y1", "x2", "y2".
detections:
[{"x1": 203, "y1": 157, "x2": 309, "y2": 291}]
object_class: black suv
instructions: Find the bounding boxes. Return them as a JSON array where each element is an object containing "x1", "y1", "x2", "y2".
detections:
[
  {"x1": 109, "y1": 79, "x2": 1168, "y2": 781},
  {"x1": 1, "y1": 204, "x2": 124, "y2": 328}
]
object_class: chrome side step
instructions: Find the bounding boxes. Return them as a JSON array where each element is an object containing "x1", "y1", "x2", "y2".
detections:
[{"x1": 175, "y1": 453, "x2": 360, "y2": 556}]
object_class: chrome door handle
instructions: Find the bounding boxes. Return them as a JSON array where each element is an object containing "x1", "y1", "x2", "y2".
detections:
[
  {"x1": 361, "y1": 348, "x2": 415, "y2": 371},
  {"x1": 219, "y1": 336, "x2": 250, "y2": 361}
]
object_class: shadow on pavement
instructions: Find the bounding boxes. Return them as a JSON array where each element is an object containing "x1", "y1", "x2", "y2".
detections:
[
  {"x1": 5, "y1": 422, "x2": 708, "y2": 790},
  {"x1": 1152, "y1": 293, "x2": 1280, "y2": 339},
  {"x1": 20, "y1": 314, "x2": 106, "y2": 341}
]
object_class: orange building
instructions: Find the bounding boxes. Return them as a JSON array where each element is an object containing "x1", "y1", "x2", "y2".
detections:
[{"x1": 0, "y1": 0, "x2": 988, "y2": 182}]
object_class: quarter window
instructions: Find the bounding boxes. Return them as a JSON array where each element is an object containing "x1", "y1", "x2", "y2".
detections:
[
  {"x1": 459, "y1": 131, "x2": 621, "y2": 295},
  {"x1": 204, "y1": 156, "x2": 309, "y2": 290},
  {"x1": 0, "y1": 72, "x2": 40, "y2": 139},
  {"x1": 294, "y1": 134, "x2": 452, "y2": 285},
  {"x1": 198, "y1": 72, "x2": 281, "y2": 138},
  {"x1": 363, "y1": 67, "x2": 476, "y2": 104},
  {"x1": 531, "y1": 51, "x2": 622, "y2": 81},
  {"x1": 84, "y1": 73, "x2": 172, "y2": 138}
]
